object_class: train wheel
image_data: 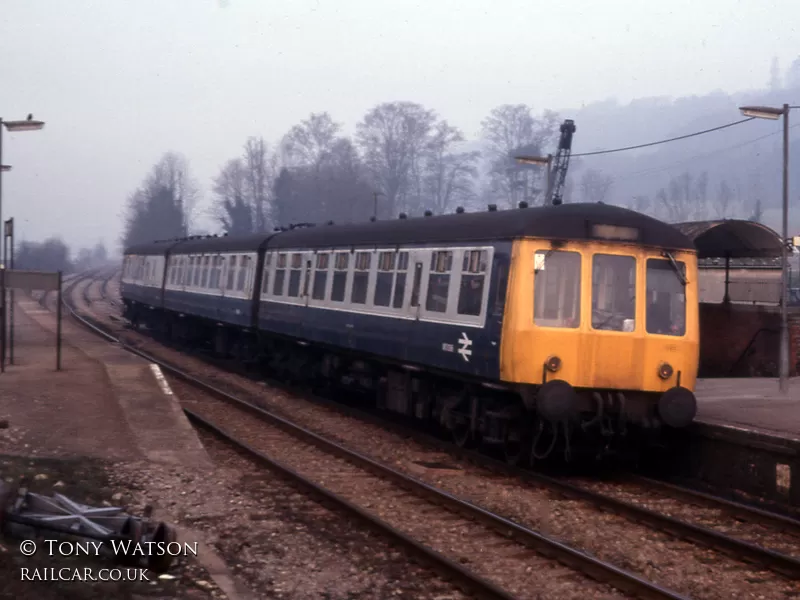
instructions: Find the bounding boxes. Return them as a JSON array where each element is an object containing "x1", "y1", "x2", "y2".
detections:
[{"x1": 450, "y1": 412, "x2": 477, "y2": 449}]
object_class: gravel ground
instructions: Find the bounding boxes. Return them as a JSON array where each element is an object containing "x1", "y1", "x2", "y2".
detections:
[
  {"x1": 0, "y1": 453, "x2": 222, "y2": 600},
  {"x1": 108, "y1": 421, "x2": 472, "y2": 600},
  {"x1": 79, "y1": 273, "x2": 800, "y2": 598},
  {"x1": 117, "y1": 334, "x2": 800, "y2": 600},
  {"x1": 172, "y1": 378, "x2": 628, "y2": 600},
  {"x1": 570, "y1": 477, "x2": 800, "y2": 557}
]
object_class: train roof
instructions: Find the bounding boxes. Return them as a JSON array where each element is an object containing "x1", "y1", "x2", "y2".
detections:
[
  {"x1": 124, "y1": 239, "x2": 183, "y2": 255},
  {"x1": 266, "y1": 203, "x2": 695, "y2": 251},
  {"x1": 171, "y1": 233, "x2": 274, "y2": 254},
  {"x1": 124, "y1": 233, "x2": 274, "y2": 256}
]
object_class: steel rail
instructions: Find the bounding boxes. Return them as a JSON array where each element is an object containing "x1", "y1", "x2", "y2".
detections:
[{"x1": 61, "y1": 273, "x2": 689, "y2": 600}]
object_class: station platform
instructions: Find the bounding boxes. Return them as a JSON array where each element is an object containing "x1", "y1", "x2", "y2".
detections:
[
  {"x1": 694, "y1": 377, "x2": 800, "y2": 441},
  {"x1": 0, "y1": 297, "x2": 211, "y2": 466}
]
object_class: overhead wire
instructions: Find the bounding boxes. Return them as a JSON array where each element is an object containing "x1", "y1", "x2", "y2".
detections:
[
  {"x1": 613, "y1": 122, "x2": 799, "y2": 182},
  {"x1": 572, "y1": 116, "x2": 757, "y2": 157}
]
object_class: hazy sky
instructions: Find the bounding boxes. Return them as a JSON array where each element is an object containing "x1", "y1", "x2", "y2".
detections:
[{"x1": 1, "y1": 0, "x2": 798, "y2": 253}]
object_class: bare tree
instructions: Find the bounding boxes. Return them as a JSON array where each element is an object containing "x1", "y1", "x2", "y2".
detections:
[
  {"x1": 424, "y1": 120, "x2": 479, "y2": 213},
  {"x1": 242, "y1": 137, "x2": 275, "y2": 231},
  {"x1": 282, "y1": 112, "x2": 341, "y2": 171},
  {"x1": 693, "y1": 171, "x2": 709, "y2": 220},
  {"x1": 356, "y1": 101, "x2": 437, "y2": 217},
  {"x1": 481, "y1": 104, "x2": 559, "y2": 207},
  {"x1": 146, "y1": 152, "x2": 200, "y2": 236},
  {"x1": 211, "y1": 158, "x2": 253, "y2": 235},
  {"x1": 579, "y1": 169, "x2": 614, "y2": 204},
  {"x1": 663, "y1": 172, "x2": 693, "y2": 222},
  {"x1": 631, "y1": 195, "x2": 651, "y2": 213},
  {"x1": 714, "y1": 180, "x2": 735, "y2": 219}
]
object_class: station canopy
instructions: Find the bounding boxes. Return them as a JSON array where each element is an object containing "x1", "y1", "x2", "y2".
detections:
[{"x1": 672, "y1": 220, "x2": 783, "y2": 259}]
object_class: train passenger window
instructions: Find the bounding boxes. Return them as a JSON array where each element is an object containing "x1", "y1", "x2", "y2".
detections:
[
  {"x1": 201, "y1": 256, "x2": 210, "y2": 288},
  {"x1": 646, "y1": 259, "x2": 686, "y2": 336},
  {"x1": 226, "y1": 256, "x2": 237, "y2": 290},
  {"x1": 458, "y1": 250, "x2": 488, "y2": 316},
  {"x1": 351, "y1": 252, "x2": 371, "y2": 304},
  {"x1": 261, "y1": 254, "x2": 272, "y2": 295},
  {"x1": 178, "y1": 257, "x2": 186, "y2": 286},
  {"x1": 236, "y1": 256, "x2": 248, "y2": 292},
  {"x1": 273, "y1": 254, "x2": 287, "y2": 296},
  {"x1": 194, "y1": 257, "x2": 204, "y2": 287},
  {"x1": 287, "y1": 253, "x2": 302, "y2": 297},
  {"x1": 393, "y1": 252, "x2": 409, "y2": 308},
  {"x1": 591, "y1": 254, "x2": 636, "y2": 332},
  {"x1": 211, "y1": 256, "x2": 222, "y2": 289},
  {"x1": 374, "y1": 251, "x2": 395, "y2": 307},
  {"x1": 331, "y1": 253, "x2": 349, "y2": 302},
  {"x1": 426, "y1": 251, "x2": 453, "y2": 313},
  {"x1": 533, "y1": 250, "x2": 581, "y2": 328},
  {"x1": 312, "y1": 253, "x2": 329, "y2": 300}
]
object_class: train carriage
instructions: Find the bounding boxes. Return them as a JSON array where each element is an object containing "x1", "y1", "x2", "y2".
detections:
[{"x1": 122, "y1": 202, "x2": 700, "y2": 464}]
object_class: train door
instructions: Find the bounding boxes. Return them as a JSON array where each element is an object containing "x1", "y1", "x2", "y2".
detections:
[{"x1": 408, "y1": 261, "x2": 424, "y2": 320}]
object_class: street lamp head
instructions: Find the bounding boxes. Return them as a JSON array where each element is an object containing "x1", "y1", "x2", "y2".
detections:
[
  {"x1": 0, "y1": 165, "x2": 11, "y2": 172},
  {"x1": 514, "y1": 155, "x2": 550, "y2": 166},
  {"x1": 739, "y1": 105, "x2": 784, "y2": 120},
  {"x1": 2, "y1": 119, "x2": 45, "y2": 132}
]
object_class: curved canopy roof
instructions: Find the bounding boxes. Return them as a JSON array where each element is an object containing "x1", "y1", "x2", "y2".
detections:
[{"x1": 672, "y1": 220, "x2": 783, "y2": 259}]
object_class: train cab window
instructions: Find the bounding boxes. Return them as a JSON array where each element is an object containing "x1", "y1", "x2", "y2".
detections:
[
  {"x1": 287, "y1": 253, "x2": 302, "y2": 297},
  {"x1": 458, "y1": 250, "x2": 488, "y2": 316},
  {"x1": 331, "y1": 253, "x2": 349, "y2": 302},
  {"x1": 236, "y1": 256, "x2": 248, "y2": 292},
  {"x1": 273, "y1": 254, "x2": 287, "y2": 296},
  {"x1": 426, "y1": 251, "x2": 453, "y2": 313},
  {"x1": 533, "y1": 250, "x2": 581, "y2": 328},
  {"x1": 592, "y1": 254, "x2": 636, "y2": 332},
  {"x1": 261, "y1": 254, "x2": 272, "y2": 295},
  {"x1": 374, "y1": 251, "x2": 395, "y2": 307},
  {"x1": 312, "y1": 253, "x2": 329, "y2": 300},
  {"x1": 201, "y1": 256, "x2": 210, "y2": 288},
  {"x1": 646, "y1": 258, "x2": 686, "y2": 336},
  {"x1": 393, "y1": 252, "x2": 409, "y2": 309},
  {"x1": 351, "y1": 252, "x2": 371, "y2": 304},
  {"x1": 226, "y1": 256, "x2": 237, "y2": 290}
]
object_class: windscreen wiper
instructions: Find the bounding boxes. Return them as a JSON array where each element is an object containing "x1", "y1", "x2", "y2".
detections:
[{"x1": 662, "y1": 251, "x2": 687, "y2": 286}]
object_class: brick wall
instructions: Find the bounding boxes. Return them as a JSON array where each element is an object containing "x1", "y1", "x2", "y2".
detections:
[{"x1": 699, "y1": 303, "x2": 782, "y2": 377}]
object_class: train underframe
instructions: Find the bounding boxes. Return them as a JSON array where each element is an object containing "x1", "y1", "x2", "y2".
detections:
[{"x1": 126, "y1": 302, "x2": 693, "y2": 466}]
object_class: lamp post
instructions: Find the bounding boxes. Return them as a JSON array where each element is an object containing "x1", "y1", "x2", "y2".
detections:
[
  {"x1": 514, "y1": 153, "x2": 553, "y2": 205},
  {"x1": 739, "y1": 104, "x2": 798, "y2": 394},
  {"x1": 0, "y1": 115, "x2": 45, "y2": 269}
]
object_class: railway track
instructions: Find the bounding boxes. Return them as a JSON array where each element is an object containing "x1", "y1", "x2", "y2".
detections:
[
  {"x1": 62, "y1": 271, "x2": 686, "y2": 599},
  {"x1": 58, "y1": 270, "x2": 800, "y2": 598}
]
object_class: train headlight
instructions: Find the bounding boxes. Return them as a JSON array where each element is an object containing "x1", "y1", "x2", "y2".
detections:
[
  {"x1": 658, "y1": 362, "x2": 674, "y2": 380},
  {"x1": 545, "y1": 356, "x2": 562, "y2": 373}
]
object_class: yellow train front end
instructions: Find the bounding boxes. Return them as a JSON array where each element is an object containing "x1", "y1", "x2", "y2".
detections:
[{"x1": 500, "y1": 229, "x2": 699, "y2": 454}]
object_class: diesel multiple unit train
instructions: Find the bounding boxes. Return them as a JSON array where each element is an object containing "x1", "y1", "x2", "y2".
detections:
[{"x1": 121, "y1": 203, "x2": 700, "y2": 463}]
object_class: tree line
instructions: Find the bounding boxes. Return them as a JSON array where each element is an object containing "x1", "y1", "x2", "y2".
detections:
[
  {"x1": 122, "y1": 103, "x2": 563, "y2": 247},
  {"x1": 11, "y1": 239, "x2": 109, "y2": 274},
  {"x1": 122, "y1": 99, "x2": 774, "y2": 249}
]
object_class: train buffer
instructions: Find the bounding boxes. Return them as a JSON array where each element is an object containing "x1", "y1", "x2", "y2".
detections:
[{"x1": 0, "y1": 481, "x2": 178, "y2": 573}]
